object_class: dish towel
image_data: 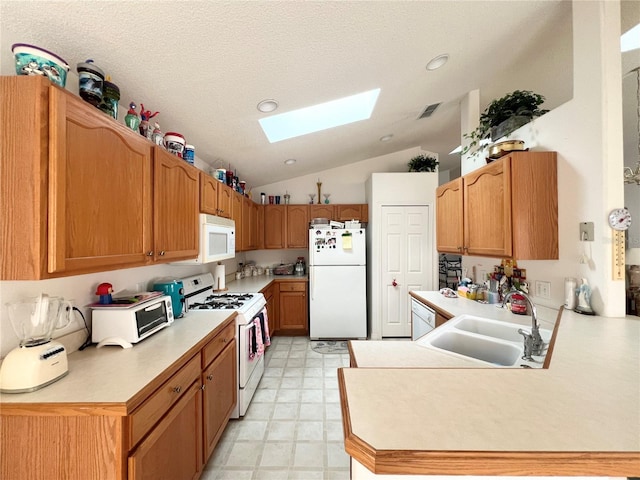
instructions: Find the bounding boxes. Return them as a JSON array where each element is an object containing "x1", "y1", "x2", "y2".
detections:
[
  {"x1": 258, "y1": 308, "x2": 271, "y2": 348},
  {"x1": 249, "y1": 308, "x2": 272, "y2": 360}
]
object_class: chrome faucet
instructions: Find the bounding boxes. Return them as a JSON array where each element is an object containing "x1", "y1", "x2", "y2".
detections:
[{"x1": 502, "y1": 290, "x2": 545, "y2": 357}]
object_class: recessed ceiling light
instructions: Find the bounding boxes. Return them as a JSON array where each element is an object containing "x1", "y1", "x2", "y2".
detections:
[
  {"x1": 284, "y1": 158, "x2": 296, "y2": 165},
  {"x1": 379, "y1": 134, "x2": 394, "y2": 142},
  {"x1": 257, "y1": 99, "x2": 279, "y2": 113},
  {"x1": 426, "y1": 54, "x2": 449, "y2": 71}
]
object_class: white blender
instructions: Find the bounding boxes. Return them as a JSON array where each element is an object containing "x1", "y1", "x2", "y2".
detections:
[{"x1": 0, "y1": 294, "x2": 72, "y2": 393}]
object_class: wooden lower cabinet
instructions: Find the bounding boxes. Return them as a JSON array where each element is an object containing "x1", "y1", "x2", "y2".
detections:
[
  {"x1": 0, "y1": 318, "x2": 237, "y2": 480},
  {"x1": 278, "y1": 281, "x2": 308, "y2": 335},
  {"x1": 128, "y1": 380, "x2": 203, "y2": 480},
  {"x1": 261, "y1": 282, "x2": 280, "y2": 333},
  {"x1": 202, "y1": 337, "x2": 237, "y2": 461}
]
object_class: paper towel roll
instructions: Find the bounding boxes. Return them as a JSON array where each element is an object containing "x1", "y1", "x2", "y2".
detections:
[{"x1": 214, "y1": 263, "x2": 226, "y2": 291}]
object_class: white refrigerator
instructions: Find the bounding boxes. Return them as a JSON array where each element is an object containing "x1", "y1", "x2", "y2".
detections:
[{"x1": 309, "y1": 227, "x2": 367, "y2": 339}]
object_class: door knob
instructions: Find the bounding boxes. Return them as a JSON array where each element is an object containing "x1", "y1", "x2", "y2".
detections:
[{"x1": 392, "y1": 279, "x2": 398, "y2": 287}]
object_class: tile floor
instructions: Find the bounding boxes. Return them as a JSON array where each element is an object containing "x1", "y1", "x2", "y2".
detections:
[{"x1": 201, "y1": 336, "x2": 352, "y2": 480}]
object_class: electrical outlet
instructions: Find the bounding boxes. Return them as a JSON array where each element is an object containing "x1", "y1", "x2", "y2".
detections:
[{"x1": 535, "y1": 280, "x2": 551, "y2": 299}]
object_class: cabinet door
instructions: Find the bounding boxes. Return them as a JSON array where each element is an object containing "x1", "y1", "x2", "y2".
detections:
[
  {"x1": 509, "y1": 152, "x2": 558, "y2": 259},
  {"x1": 231, "y1": 192, "x2": 243, "y2": 250},
  {"x1": 261, "y1": 283, "x2": 279, "y2": 334},
  {"x1": 128, "y1": 381, "x2": 203, "y2": 480},
  {"x1": 463, "y1": 158, "x2": 512, "y2": 257},
  {"x1": 257, "y1": 205, "x2": 265, "y2": 250},
  {"x1": 435, "y1": 178, "x2": 464, "y2": 254},
  {"x1": 251, "y1": 202, "x2": 259, "y2": 249},
  {"x1": 241, "y1": 196, "x2": 259, "y2": 251},
  {"x1": 202, "y1": 339, "x2": 237, "y2": 462},
  {"x1": 200, "y1": 172, "x2": 219, "y2": 215},
  {"x1": 217, "y1": 184, "x2": 233, "y2": 218},
  {"x1": 153, "y1": 148, "x2": 199, "y2": 262},
  {"x1": 48, "y1": 86, "x2": 154, "y2": 274},
  {"x1": 264, "y1": 205, "x2": 287, "y2": 249},
  {"x1": 309, "y1": 205, "x2": 334, "y2": 221},
  {"x1": 335, "y1": 204, "x2": 367, "y2": 222},
  {"x1": 278, "y1": 283, "x2": 308, "y2": 335},
  {"x1": 287, "y1": 205, "x2": 309, "y2": 248}
]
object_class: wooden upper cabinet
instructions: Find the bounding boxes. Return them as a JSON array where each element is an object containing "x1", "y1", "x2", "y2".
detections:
[
  {"x1": 217, "y1": 183, "x2": 233, "y2": 219},
  {"x1": 230, "y1": 191, "x2": 243, "y2": 249},
  {"x1": 309, "y1": 205, "x2": 334, "y2": 221},
  {"x1": 464, "y1": 158, "x2": 513, "y2": 257},
  {"x1": 264, "y1": 205, "x2": 287, "y2": 249},
  {"x1": 336, "y1": 204, "x2": 368, "y2": 222},
  {"x1": 49, "y1": 85, "x2": 156, "y2": 273},
  {"x1": 153, "y1": 147, "x2": 199, "y2": 262},
  {"x1": 436, "y1": 178, "x2": 464, "y2": 254},
  {"x1": 287, "y1": 205, "x2": 309, "y2": 248},
  {"x1": 200, "y1": 172, "x2": 219, "y2": 215},
  {"x1": 1, "y1": 76, "x2": 157, "y2": 279},
  {"x1": 241, "y1": 196, "x2": 259, "y2": 251},
  {"x1": 436, "y1": 152, "x2": 558, "y2": 260}
]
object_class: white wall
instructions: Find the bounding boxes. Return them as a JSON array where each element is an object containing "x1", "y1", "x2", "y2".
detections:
[
  {"x1": 460, "y1": 1, "x2": 625, "y2": 317},
  {"x1": 252, "y1": 146, "x2": 436, "y2": 205},
  {"x1": 366, "y1": 173, "x2": 439, "y2": 339}
]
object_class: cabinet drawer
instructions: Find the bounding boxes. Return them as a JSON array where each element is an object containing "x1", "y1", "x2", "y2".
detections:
[
  {"x1": 129, "y1": 353, "x2": 201, "y2": 448},
  {"x1": 278, "y1": 282, "x2": 306, "y2": 292},
  {"x1": 203, "y1": 321, "x2": 236, "y2": 368}
]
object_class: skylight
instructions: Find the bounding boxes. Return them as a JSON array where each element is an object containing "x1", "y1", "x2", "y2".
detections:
[
  {"x1": 621, "y1": 23, "x2": 640, "y2": 52},
  {"x1": 259, "y1": 89, "x2": 381, "y2": 143}
]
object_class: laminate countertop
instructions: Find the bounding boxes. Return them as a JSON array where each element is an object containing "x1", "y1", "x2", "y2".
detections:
[
  {"x1": 224, "y1": 274, "x2": 308, "y2": 294},
  {"x1": 0, "y1": 310, "x2": 235, "y2": 408},
  {"x1": 342, "y1": 292, "x2": 640, "y2": 477}
]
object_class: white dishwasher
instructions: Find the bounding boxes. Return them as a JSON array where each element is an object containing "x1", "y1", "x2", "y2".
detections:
[{"x1": 411, "y1": 298, "x2": 436, "y2": 340}]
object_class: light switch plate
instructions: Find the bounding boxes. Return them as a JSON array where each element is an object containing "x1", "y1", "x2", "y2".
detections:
[{"x1": 579, "y1": 222, "x2": 594, "y2": 241}]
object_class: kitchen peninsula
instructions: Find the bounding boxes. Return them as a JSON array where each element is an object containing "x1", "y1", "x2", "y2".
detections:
[{"x1": 341, "y1": 293, "x2": 640, "y2": 478}]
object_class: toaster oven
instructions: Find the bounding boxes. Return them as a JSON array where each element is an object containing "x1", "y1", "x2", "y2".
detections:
[{"x1": 91, "y1": 295, "x2": 174, "y2": 348}]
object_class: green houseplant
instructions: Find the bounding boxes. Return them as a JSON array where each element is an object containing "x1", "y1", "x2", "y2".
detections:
[
  {"x1": 408, "y1": 154, "x2": 439, "y2": 172},
  {"x1": 462, "y1": 90, "x2": 549, "y2": 154}
]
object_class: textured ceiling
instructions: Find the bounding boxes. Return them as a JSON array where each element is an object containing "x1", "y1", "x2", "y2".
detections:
[{"x1": 1, "y1": 1, "x2": 576, "y2": 188}]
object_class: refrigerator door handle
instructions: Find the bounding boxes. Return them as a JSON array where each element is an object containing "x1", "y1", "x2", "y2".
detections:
[{"x1": 310, "y1": 267, "x2": 314, "y2": 301}]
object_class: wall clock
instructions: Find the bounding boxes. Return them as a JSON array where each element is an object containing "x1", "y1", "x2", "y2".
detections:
[{"x1": 608, "y1": 207, "x2": 632, "y2": 231}]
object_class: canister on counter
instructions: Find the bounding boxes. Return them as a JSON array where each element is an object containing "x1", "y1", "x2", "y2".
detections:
[{"x1": 510, "y1": 293, "x2": 527, "y2": 314}]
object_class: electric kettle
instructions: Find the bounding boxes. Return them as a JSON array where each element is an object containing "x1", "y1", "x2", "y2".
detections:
[
  {"x1": 0, "y1": 294, "x2": 72, "y2": 393},
  {"x1": 153, "y1": 280, "x2": 184, "y2": 318}
]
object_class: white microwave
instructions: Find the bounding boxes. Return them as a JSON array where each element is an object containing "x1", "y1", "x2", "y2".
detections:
[{"x1": 175, "y1": 214, "x2": 235, "y2": 265}]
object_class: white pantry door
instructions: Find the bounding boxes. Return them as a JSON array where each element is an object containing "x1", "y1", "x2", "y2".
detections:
[{"x1": 381, "y1": 206, "x2": 432, "y2": 337}]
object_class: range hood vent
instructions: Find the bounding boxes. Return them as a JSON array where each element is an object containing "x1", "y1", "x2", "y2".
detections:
[{"x1": 418, "y1": 102, "x2": 440, "y2": 119}]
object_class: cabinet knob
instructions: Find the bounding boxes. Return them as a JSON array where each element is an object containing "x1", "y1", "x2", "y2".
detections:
[
  {"x1": 147, "y1": 251, "x2": 154, "y2": 256},
  {"x1": 207, "y1": 374, "x2": 213, "y2": 381},
  {"x1": 200, "y1": 384, "x2": 206, "y2": 391},
  {"x1": 159, "y1": 250, "x2": 166, "y2": 256},
  {"x1": 173, "y1": 386, "x2": 182, "y2": 394}
]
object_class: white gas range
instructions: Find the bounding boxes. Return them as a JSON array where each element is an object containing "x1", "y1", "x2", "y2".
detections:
[{"x1": 181, "y1": 273, "x2": 268, "y2": 419}]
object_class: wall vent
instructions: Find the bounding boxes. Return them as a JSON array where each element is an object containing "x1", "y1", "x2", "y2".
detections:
[{"x1": 418, "y1": 102, "x2": 440, "y2": 119}]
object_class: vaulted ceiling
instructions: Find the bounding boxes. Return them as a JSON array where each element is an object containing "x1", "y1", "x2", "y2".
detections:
[{"x1": 1, "y1": 1, "x2": 578, "y2": 187}]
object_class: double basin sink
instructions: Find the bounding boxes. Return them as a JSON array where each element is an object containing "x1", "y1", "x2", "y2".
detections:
[{"x1": 416, "y1": 314, "x2": 552, "y2": 368}]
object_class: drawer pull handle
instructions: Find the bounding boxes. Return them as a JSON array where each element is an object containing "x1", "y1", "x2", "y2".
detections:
[
  {"x1": 159, "y1": 250, "x2": 166, "y2": 256},
  {"x1": 147, "y1": 251, "x2": 154, "y2": 256},
  {"x1": 207, "y1": 374, "x2": 213, "y2": 381},
  {"x1": 173, "y1": 386, "x2": 182, "y2": 394}
]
